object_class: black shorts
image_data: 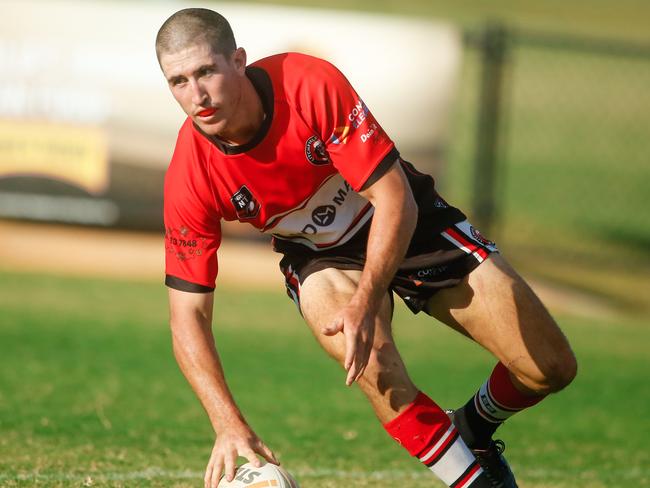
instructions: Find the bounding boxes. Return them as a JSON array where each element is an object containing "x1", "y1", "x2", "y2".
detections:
[{"x1": 278, "y1": 219, "x2": 499, "y2": 314}]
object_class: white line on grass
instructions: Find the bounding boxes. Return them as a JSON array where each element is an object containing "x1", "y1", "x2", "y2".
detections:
[
  {"x1": 0, "y1": 469, "x2": 428, "y2": 482},
  {"x1": 1, "y1": 467, "x2": 648, "y2": 482}
]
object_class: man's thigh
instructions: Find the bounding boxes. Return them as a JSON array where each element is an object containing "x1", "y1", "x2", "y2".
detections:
[
  {"x1": 425, "y1": 253, "x2": 575, "y2": 392},
  {"x1": 299, "y1": 268, "x2": 417, "y2": 419},
  {"x1": 299, "y1": 267, "x2": 395, "y2": 368},
  {"x1": 299, "y1": 268, "x2": 372, "y2": 364}
]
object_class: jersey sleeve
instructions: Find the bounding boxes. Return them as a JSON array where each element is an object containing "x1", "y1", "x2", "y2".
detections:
[
  {"x1": 163, "y1": 128, "x2": 222, "y2": 293},
  {"x1": 294, "y1": 56, "x2": 399, "y2": 191}
]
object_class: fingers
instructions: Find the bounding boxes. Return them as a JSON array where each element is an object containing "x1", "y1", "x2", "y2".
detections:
[
  {"x1": 243, "y1": 448, "x2": 262, "y2": 468},
  {"x1": 344, "y1": 328, "x2": 369, "y2": 386},
  {"x1": 354, "y1": 362, "x2": 368, "y2": 383},
  {"x1": 205, "y1": 431, "x2": 277, "y2": 488},
  {"x1": 355, "y1": 327, "x2": 374, "y2": 382},
  {"x1": 204, "y1": 463, "x2": 211, "y2": 488},
  {"x1": 206, "y1": 449, "x2": 235, "y2": 487},
  {"x1": 345, "y1": 324, "x2": 374, "y2": 386},
  {"x1": 324, "y1": 312, "x2": 376, "y2": 386},
  {"x1": 256, "y1": 441, "x2": 280, "y2": 465},
  {"x1": 345, "y1": 350, "x2": 368, "y2": 385},
  {"x1": 224, "y1": 451, "x2": 237, "y2": 483},
  {"x1": 206, "y1": 457, "x2": 223, "y2": 488},
  {"x1": 344, "y1": 327, "x2": 358, "y2": 384}
]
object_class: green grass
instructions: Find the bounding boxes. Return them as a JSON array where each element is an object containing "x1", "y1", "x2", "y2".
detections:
[
  {"x1": 1, "y1": 271, "x2": 649, "y2": 487},
  {"x1": 3, "y1": 5, "x2": 646, "y2": 485}
]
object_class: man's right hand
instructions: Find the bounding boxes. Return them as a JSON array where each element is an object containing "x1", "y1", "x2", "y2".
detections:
[
  {"x1": 204, "y1": 422, "x2": 278, "y2": 488},
  {"x1": 167, "y1": 289, "x2": 279, "y2": 488}
]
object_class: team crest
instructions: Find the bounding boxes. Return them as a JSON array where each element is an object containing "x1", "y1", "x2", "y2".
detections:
[
  {"x1": 470, "y1": 226, "x2": 495, "y2": 247},
  {"x1": 231, "y1": 185, "x2": 260, "y2": 220},
  {"x1": 305, "y1": 135, "x2": 330, "y2": 165}
]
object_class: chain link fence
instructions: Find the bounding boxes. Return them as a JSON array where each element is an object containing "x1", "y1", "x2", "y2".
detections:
[{"x1": 446, "y1": 25, "x2": 650, "y2": 311}]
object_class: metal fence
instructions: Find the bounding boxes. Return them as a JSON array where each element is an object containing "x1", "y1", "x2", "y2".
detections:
[{"x1": 448, "y1": 25, "x2": 650, "y2": 310}]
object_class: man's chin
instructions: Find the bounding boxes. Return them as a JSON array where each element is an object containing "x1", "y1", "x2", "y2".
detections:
[{"x1": 193, "y1": 118, "x2": 223, "y2": 136}]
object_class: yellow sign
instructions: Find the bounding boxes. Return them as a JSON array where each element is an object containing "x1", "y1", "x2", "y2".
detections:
[{"x1": 0, "y1": 120, "x2": 109, "y2": 195}]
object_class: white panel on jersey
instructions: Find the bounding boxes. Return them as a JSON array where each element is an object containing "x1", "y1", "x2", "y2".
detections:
[{"x1": 269, "y1": 174, "x2": 374, "y2": 250}]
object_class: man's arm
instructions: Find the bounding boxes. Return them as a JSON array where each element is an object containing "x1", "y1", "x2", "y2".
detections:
[
  {"x1": 323, "y1": 160, "x2": 418, "y2": 385},
  {"x1": 168, "y1": 288, "x2": 278, "y2": 488}
]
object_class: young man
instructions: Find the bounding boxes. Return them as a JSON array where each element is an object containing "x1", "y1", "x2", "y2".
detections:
[{"x1": 156, "y1": 8, "x2": 577, "y2": 488}]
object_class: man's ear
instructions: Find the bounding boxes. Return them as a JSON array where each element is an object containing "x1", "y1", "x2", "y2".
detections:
[{"x1": 232, "y1": 47, "x2": 247, "y2": 73}]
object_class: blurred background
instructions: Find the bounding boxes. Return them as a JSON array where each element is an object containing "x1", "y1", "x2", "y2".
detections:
[
  {"x1": 1, "y1": 0, "x2": 648, "y2": 314},
  {"x1": 1, "y1": 1, "x2": 649, "y2": 486}
]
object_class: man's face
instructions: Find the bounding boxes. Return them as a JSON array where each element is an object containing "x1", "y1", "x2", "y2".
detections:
[{"x1": 160, "y1": 43, "x2": 246, "y2": 137}]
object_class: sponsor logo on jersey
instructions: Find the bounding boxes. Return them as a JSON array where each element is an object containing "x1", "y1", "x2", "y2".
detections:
[
  {"x1": 332, "y1": 179, "x2": 352, "y2": 206},
  {"x1": 470, "y1": 225, "x2": 495, "y2": 247},
  {"x1": 347, "y1": 99, "x2": 370, "y2": 129},
  {"x1": 360, "y1": 122, "x2": 378, "y2": 143},
  {"x1": 231, "y1": 185, "x2": 260, "y2": 220},
  {"x1": 300, "y1": 179, "x2": 352, "y2": 235},
  {"x1": 305, "y1": 135, "x2": 330, "y2": 165},
  {"x1": 328, "y1": 125, "x2": 351, "y2": 145},
  {"x1": 165, "y1": 227, "x2": 208, "y2": 261},
  {"x1": 311, "y1": 205, "x2": 336, "y2": 227}
]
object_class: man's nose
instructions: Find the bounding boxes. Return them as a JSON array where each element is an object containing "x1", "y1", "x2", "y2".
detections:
[{"x1": 189, "y1": 79, "x2": 207, "y2": 106}]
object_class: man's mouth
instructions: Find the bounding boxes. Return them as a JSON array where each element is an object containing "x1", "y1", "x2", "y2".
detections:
[{"x1": 197, "y1": 108, "x2": 217, "y2": 117}]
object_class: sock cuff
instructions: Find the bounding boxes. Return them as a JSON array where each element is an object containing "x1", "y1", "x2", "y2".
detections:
[
  {"x1": 383, "y1": 391, "x2": 451, "y2": 457},
  {"x1": 488, "y1": 362, "x2": 545, "y2": 409}
]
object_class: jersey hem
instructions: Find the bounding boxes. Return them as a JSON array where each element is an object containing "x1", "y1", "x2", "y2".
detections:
[
  {"x1": 360, "y1": 147, "x2": 400, "y2": 191},
  {"x1": 352, "y1": 145, "x2": 399, "y2": 192},
  {"x1": 165, "y1": 274, "x2": 215, "y2": 293}
]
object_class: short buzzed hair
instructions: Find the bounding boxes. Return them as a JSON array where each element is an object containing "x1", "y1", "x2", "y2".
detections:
[{"x1": 155, "y1": 8, "x2": 237, "y2": 62}]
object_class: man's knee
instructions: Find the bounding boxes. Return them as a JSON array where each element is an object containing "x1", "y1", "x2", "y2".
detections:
[
  {"x1": 546, "y1": 348, "x2": 578, "y2": 393},
  {"x1": 517, "y1": 348, "x2": 578, "y2": 395}
]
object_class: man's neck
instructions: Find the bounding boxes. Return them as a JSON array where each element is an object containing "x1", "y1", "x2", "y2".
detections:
[{"x1": 217, "y1": 76, "x2": 265, "y2": 146}]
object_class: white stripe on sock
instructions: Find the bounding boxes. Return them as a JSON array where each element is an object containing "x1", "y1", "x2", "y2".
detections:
[
  {"x1": 476, "y1": 381, "x2": 517, "y2": 422},
  {"x1": 428, "y1": 437, "x2": 476, "y2": 486},
  {"x1": 419, "y1": 424, "x2": 455, "y2": 464}
]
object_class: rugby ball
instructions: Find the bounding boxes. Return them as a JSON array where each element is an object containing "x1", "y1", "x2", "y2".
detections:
[{"x1": 217, "y1": 462, "x2": 299, "y2": 488}]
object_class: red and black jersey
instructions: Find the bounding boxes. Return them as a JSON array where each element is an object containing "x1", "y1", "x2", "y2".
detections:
[{"x1": 164, "y1": 53, "x2": 465, "y2": 292}]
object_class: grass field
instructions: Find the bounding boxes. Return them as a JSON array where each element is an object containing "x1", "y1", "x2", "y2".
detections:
[
  {"x1": 1, "y1": 270, "x2": 649, "y2": 487},
  {"x1": 2, "y1": 2, "x2": 648, "y2": 486}
]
